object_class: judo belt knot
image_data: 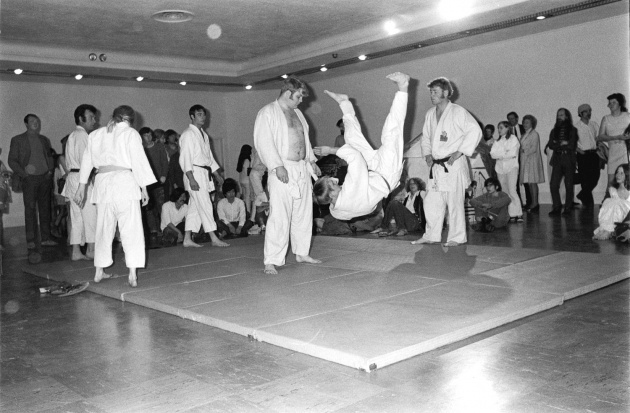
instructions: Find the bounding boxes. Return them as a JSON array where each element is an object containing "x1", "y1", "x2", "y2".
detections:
[{"x1": 429, "y1": 157, "x2": 450, "y2": 179}]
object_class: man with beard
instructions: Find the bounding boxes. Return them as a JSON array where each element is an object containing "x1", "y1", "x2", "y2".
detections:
[{"x1": 548, "y1": 108, "x2": 578, "y2": 216}]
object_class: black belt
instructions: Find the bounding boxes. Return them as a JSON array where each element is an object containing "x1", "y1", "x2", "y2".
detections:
[
  {"x1": 194, "y1": 164, "x2": 212, "y2": 172},
  {"x1": 70, "y1": 169, "x2": 80, "y2": 172},
  {"x1": 580, "y1": 149, "x2": 597, "y2": 153},
  {"x1": 429, "y1": 156, "x2": 450, "y2": 179}
]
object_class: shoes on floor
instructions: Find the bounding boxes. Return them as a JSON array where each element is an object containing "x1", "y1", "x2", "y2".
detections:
[
  {"x1": 395, "y1": 229, "x2": 408, "y2": 236},
  {"x1": 548, "y1": 208, "x2": 562, "y2": 217}
]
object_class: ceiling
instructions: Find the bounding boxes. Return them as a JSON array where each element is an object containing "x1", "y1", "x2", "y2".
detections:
[{"x1": 0, "y1": 0, "x2": 626, "y2": 89}]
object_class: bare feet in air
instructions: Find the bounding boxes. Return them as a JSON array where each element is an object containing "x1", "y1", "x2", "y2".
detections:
[
  {"x1": 386, "y1": 72, "x2": 410, "y2": 92},
  {"x1": 324, "y1": 90, "x2": 349, "y2": 104},
  {"x1": 264, "y1": 264, "x2": 278, "y2": 275},
  {"x1": 296, "y1": 255, "x2": 322, "y2": 264}
]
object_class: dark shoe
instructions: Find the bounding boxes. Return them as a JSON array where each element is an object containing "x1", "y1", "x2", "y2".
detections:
[
  {"x1": 562, "y1": 208, "x2": 572, "y2": 216},
  {"x1": 548, "y1": 208, "x2": 562, "y2": 217},
  {"x1": 526, "y1": 205, "x2": 540, "y2": 213}
]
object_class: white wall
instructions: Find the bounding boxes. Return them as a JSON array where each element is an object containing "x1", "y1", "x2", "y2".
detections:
[{"x1": 2, "y1": 14, "x2": 628, "y2": 227}]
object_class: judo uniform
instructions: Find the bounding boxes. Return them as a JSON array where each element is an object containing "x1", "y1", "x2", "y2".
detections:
[
  {"x1": 179, "y1": 124, "x2": 220, "y2": 233},
  {"x1": 330, "y1": 91, "x2": 408, "y2": 221},
  {"x1": 254, "y1": 100, "x2": 317, "y2": 266},
  {"x1": 420, "y1": 102, "x2": 481, "y2": 244},
  {"x1": 62, "y1": 125, "x2": 96, "y2": 246},
  {"x1": 79, "y1": 123, "x2": 156, "y2": 268}
]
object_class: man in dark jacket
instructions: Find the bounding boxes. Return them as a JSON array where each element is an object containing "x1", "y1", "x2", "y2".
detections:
[
  {"x1": 8, "y1": 114, "x2": 56, "y2": 249},
  {"x1": 548, "y1": 108, "x2": 579, "y2": 216}
]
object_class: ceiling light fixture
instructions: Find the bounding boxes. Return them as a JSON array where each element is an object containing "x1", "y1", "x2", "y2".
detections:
[
  {"x1": 179, "y1": 81, "x2": 187, "y2": 86},
  {"x1": 536, "y1": 15, "x2": 546, "y2": 20},
  {"x1": 320, "y1": 66, "x2": 328, "y2": 72},
  {"x1": 75, "y1": 74, "x2": 83, "y2": 80},
  {"x1": 245, "y1": 84, "x2": 252, "y2": 90},
  {"x1": 281, "y1": 74, "x2": 288, "y2": 79},
  {"x1": 152, "y1": 10, "x2": 194, "y2": 23},
  {"x1": 136, "y1": 76, "x2": 144, "y2": 82},
  {"x1": 358, "y1": 55, "x2": 367, "y2": 61},
  {"x1": 14, "y1": 68, "x2": 23, "y2": 75}
]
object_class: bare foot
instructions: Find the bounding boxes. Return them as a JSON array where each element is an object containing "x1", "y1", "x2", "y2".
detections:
[
  {"x1": 264, "y1": 264, "x2": 278, "y2": 275},
  {"x1": 183, "y1": 240, "x2": 202, "y2": 248},
  {"x1": 85, "y1": 251, "x2": 94, "y2": 259},
  {"x1": 442, "y1": 241, "x2": 465, "y2": 247},
  {"x1": 94, "y1": 271, "x2": 112, "y2": 283},
  {"x1": 593, "y1": 230, "x2": 612, "y2": 241},
  {"x1": 324, "y1": 90, "x2": 349, "y2": 104},
  {"x1": 411, "y1": 238, "x2": 436, "y2": 245},
  {"x1": 128, "y1": 275, "x2": 137, "y2": 288},
  {"x1": 296, "y1": 255, "x2": 322, "y2": 264},
  {"x1": 386, "y1": 72, "x2": 410, "y2": 91},
  {"x1": 211, "y1": 239, "x2": 230, "y2": 247},
  {"x1": 72, "y1": 254, "x2": 89, "y2": 261}
]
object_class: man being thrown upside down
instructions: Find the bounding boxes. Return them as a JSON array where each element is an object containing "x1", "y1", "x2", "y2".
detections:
[{"x1": 313, "y1": 72, "x2": 410, "y2": 221}]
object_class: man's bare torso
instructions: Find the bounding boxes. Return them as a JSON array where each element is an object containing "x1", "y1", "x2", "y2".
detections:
[{"x1": 282, "y1": 108, "x2": 306, "y2": 161}]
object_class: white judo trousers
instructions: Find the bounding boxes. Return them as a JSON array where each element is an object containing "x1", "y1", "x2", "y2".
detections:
[
  {"x1": 264, "y1": 160, "x2": 313, "y2": 266},
  {"x1": 67, "y1": 174, "x2": 96, "y2": 245},
  {"x1": 341, "y1": 91, "x2": 406, "y2": 191},
  {"x1": 94, "y1": 199, "x2": 145, "y2": 268},
  {"x1": 184, "y1": 166, "x2": 217, "y2": 233}
]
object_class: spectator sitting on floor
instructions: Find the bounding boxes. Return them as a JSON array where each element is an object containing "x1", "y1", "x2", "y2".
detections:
[
  {"x1": 160, "y1": 188, "x2": 189, "y2": 246},
  {"x1": 252, "y1": 173, "x2": 270, "y2": 231},
  {"x1": 593, "y1": 163, "x2": 630, "y2": 241},
  {"x1": 216, "y1": 178, "x2": 253, "y2": 238},
  {"x1": 371, "y1": 177, "x2": 425, "y2": 237},
  {"x1": 469, "y1": 177, "x2": 511, "y2": 232}
]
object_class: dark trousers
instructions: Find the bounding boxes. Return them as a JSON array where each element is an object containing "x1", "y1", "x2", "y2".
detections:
[
  {"x1": 576, "y1": 151, "x2": 600, "y2": 207},
  {"x1": 217, "y1": 220, "x2": 254, "y2": 237},
  {"x1": 22, "y1": 174, "x2": 53, "y2": 243},
  {"x1": 381, "y1": 200, "x2": 422, "y2": 232},
  {"x1": 550, "y1": 155, "x2": 575, "y2": 210}
]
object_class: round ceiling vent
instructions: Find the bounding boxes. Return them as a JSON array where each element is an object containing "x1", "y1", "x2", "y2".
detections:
[{"x1": 152, "y1": 10, "x2": 194, "y2": 23}]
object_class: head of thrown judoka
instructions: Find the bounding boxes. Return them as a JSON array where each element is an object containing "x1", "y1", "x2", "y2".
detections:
[
  {"x1": 278, "y1": 77, "x2": 309, "y2": 109},
  {"x1": 313, "y1": 176, "x2": 341, "y2": 206}
]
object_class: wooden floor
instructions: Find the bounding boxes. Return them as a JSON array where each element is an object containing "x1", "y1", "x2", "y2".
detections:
[{"x1": 1, "y1": 204, "x2": 628, "y2": 412}]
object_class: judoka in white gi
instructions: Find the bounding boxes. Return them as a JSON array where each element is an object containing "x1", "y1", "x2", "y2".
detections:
[
  {"x1": 412, "y1": 77, "x2": 482, "y2": 247},
  {"x1": 253, "y1": 76, "x2": 322, "y2": 274},
  {"x1": 62, "y1": 104, "x2": 98, "y2": 261},
  {"x1": 179, "y1": 104, "x2": 228, "y2": 248},
  {"x1": 312, "y1": 72, "x2": 410, "y2": 220},
  {"x1": 75, "y1": 105, "x2": 156, "y2": 287}
]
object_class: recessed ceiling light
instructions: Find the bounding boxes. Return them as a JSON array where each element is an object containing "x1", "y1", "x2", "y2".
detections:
[
  {"x1": 281, "y1": 74, "x2": 288, "y2": 79},
  {"x1": 152, "y1": 10, "x2": 194, "y2": 23},
  {"x1": 536, "y1": 15, "x2": 546, "y2": 20},
  {"x1": 358, "y1": 55, "x2": 367, "y2": 61},
  {"x1": 136, "y1": 76, "x2": 144, "y2": 82},
  {"x1": 14, "y1": 68, "x2": 23, "y2": 75},
  {"x1": 320, "y1": 67, "x2": 328, "y2": 72},
  {"x1": 180, "y1": 81, "x2": 187, "y2": 86},
  {"x1": 245, "y1": 84, "x2": 252, "y2": 90},
  {"x1": 75, "y1": 74, "x2": 83, "y2": 80}
]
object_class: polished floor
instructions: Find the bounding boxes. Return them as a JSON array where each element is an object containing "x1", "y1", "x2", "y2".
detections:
[{"x1": 1, "y1": 204, "x2": 629, "y2": 412}]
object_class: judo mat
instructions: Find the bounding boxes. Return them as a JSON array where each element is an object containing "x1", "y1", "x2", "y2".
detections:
[{"x1": 22, "y1": 236, "x2": 629, "y2": 371}]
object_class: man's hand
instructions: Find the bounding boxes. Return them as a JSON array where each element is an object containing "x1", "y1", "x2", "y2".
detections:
[
  {"x1": 160, "y1": 176, "x2": 166, "y2": 184},
  {"x1": 74, "y1": 184, "x2": 87, "y2": 208},
  {"x1": 425, "y1": 155, "x2": 434, "y2": 168},
  {"x1": 236, "y1": 225, "x2": 243, "y2": 235},
  {"x1": 275, "y1": 166, "x2": 289, "y2": 183},
  {"x1": 189, "y1": 177, "x2": 200, "y2": 191},
  {"x1": 577, "y1": 148, "x2": 585, "y2": 155},
  {"x1": 311, "y1": 162, "x2": 322, "y2": 177},
  {"x1": 213, "y1": 173, "x2": 224, "y2": 189},
  {"x1": 227, "y1": 223, "x2": 236, "y2": 234},
  {"x1": 447, "y1": 151, "x2": 462, "y2": 165},
  {"x1": 141, "y1": 187, "x2": 149, "y2": 206}
]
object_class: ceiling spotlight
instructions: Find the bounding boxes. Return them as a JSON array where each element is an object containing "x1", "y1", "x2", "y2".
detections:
[
  {"x1": 358, "y1": 55, "x2": 367, "y2": 61},
  {"x1": 75, "y1": 74, "x2": 83, "y2": 80},
  {"x1": 281, "y1": 74, "x2": 288, "y2": 79},
  {"x1": 536, "y1": 15, "x2": 546, "y2": 20},
  {"x1": 89, "y1": 53, "x2": 97, "y2": 61},
  {"x1": 14, "y1": 68, "x2": 23, "y2": 75},
  {"x1": 152, "y1": 10, "x2": 194, "y2": 23},
  {"x1": 136, "y1": 76, "x2": 144, "y2": 82},
  {"x1": 320, "y1": 66, "x2": 328, "y2": 72},
  {"x1": 179, "y1": 81, "x2": 187, "y2": 86},
  {"x1": 99, "y1": 54, "x2": 107, "y2": 62},
  {"x1": 245, "y1": 84, "x2": 252, "y2": 90}
]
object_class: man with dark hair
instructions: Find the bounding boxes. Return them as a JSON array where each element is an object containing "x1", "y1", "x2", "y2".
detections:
[
  {"x1": 254, "y1": 76, "x2": 321, "y2": 274},
  {"x1": 548, "y1": 108, "x2": 579, "y2": 216},
  {"x1": 75, "y1": 105, "x2": 156, "y2": 287},
  {"x1": 507, "y1": 111, "x2": 528, "y2": 207},
  {"x1": 8, "y1": 114, "x2": 56, "y2": 249},
  {"x1": 140, "y1": 126, "x2": 169, "y2": 243},
  {"x1": 574, "y1": 104, "x2": 600, "y2": 209},
  {"x1": 216, "y1": 178, "x2": 252, "y2": 237},
  {"x1": 179, "y1": 105, "x2": 228, "y2": 248},
  {"x1": 412, "y1": 76, "x2": 482, "y2": 247},
  {"x1": 62, "y1": 104, "x2": 98, "y2": 260}
]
